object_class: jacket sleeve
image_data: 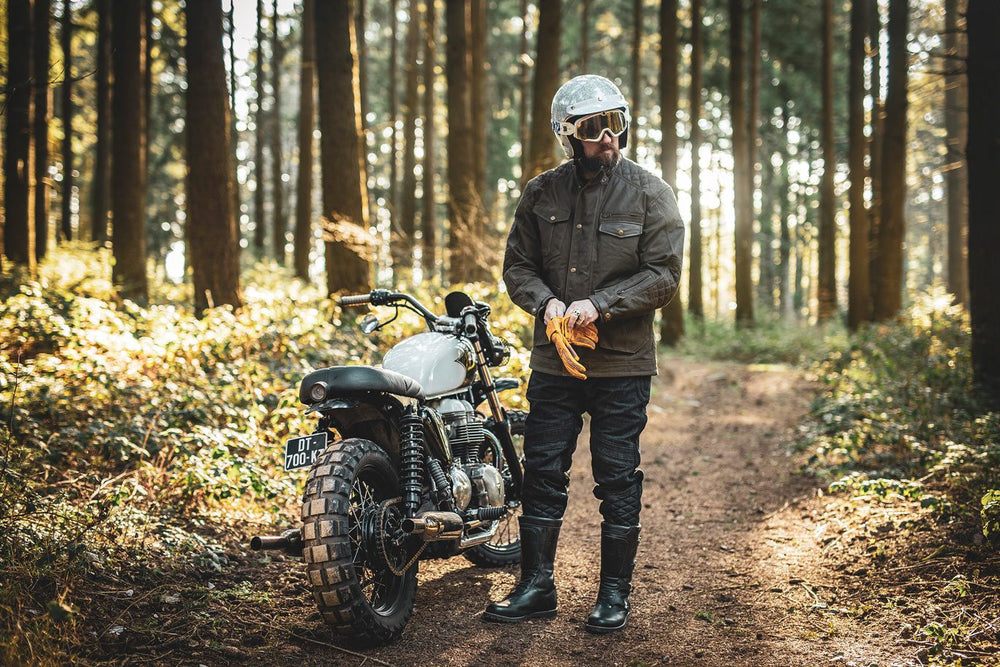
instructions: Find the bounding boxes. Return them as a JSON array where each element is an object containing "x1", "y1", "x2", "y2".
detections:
[
  {"x1": 502, "y1": 180, "x2": 558, "y2": 317},
  {"x1": 588, "y1": 184, "x2": 685, "y2": 321}
]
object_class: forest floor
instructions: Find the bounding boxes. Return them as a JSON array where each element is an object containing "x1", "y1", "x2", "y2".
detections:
[{"x1": 76, "y1": 358, "x2": 999, "y2": 666}]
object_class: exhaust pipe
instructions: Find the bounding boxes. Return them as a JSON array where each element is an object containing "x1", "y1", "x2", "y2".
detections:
[
  {"x1": 401, "y1": 511, "x2": 464, "y2": 541},
  {"x1": 249, "y1": 528, "x2": 304, "y2": 557}
]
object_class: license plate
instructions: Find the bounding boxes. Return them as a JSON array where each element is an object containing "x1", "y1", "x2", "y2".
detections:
[{"x1": 284, "y1": 432, "x2": 328, "y2": 471}]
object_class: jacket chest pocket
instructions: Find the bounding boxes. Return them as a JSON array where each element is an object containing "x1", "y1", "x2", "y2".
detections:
[
  {"x1": 597, "y1": 212, "x2": 643, "y2": 271},
  {"x1": 534, "y1": 203, "x2": 571, "y2": 264}
]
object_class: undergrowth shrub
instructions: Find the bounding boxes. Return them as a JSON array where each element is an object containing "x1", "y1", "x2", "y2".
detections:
[
  {"x1": 676, "y1": 313, "x2": 847, "y2": 366},
  {"x1": 0, "y1": 247, "x2": 533, "y2": 663},
  {"x1": 803, "y1": 289, "x2": 1000, "y2": 539}
]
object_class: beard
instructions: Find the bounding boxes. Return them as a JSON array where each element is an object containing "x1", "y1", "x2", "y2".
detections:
[{"x1": 577, "y1": 145, "x2": 620, "y2": 173}]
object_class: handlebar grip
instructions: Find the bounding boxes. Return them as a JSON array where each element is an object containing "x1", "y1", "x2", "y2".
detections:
[
  {"x1": 339, "y1": 294, "x2": 372, "y2": 307},
  {"x1": 460, "y1": 307, "x2": 478, "y2": 336}
]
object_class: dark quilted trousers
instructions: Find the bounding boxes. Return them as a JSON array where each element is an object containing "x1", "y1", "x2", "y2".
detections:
[{"x1": 521, "y1": 371, "x2": 651, "y2": 525}]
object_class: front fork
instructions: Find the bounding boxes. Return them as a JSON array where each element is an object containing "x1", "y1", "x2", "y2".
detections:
[{"x1": 469, "y1": 338, "x2": 524, "y2": 501}]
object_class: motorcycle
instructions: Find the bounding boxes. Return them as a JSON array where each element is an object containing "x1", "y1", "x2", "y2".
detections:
[{"x1": 250, "y1": 289, "x2": 526, "y2": 645}]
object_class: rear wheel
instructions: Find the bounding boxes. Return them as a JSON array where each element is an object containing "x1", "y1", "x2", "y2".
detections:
[
  {"x1": 301, "y1": 438, "x2": 419, "y2": 646},
  {"x1": 464, "y1": 409, "x2": 526, "y2": 567}
]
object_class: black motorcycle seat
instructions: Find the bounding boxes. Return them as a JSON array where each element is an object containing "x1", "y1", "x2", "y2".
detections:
[{"x1": 299, "y1": 366, "x2": 425, "y2": 403}]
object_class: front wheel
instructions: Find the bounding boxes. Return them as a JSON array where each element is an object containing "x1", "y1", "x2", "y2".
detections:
[
  {"x1": 301, "y1": 438, "x2": 418, "y2": 646},
  {"x1": 463, "y1": 409, "x2": 526, "y2": 567}
]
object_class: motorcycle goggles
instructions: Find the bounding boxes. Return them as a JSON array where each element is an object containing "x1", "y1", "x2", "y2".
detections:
[{"x1": 554, "y1": 109, "x2": 630, "y2": 142}]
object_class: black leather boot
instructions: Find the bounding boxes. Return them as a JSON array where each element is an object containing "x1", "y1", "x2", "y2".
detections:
[
  {"x1": 585, "y1": 522, "x2": 641, "y2": 633},
  {"x1": 482, "y1": 516, "x2": 561, "y2": 623}
]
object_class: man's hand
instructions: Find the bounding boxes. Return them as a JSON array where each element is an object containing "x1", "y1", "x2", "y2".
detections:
[
  {"x1": 565, "y1": 299, "x2": 599, "y2": 329},
  {"x1": 543, "y1": 298, "x2": 567, "y2": 324}
]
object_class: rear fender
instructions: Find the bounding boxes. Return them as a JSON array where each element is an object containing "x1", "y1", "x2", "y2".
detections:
[{"x1": 308, "y1": 394, "x2": 406, "y2": 460}]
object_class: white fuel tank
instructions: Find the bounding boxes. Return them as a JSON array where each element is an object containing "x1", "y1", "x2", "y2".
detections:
[{"x1": 383, "y1": 332, "x2": 474, "y2": 398}]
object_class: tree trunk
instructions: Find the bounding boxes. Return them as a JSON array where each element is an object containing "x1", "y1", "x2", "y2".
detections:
[
  {"x1": 396, "y1": 0, "x2": 421, "y2": 278},
  {"x1": 315, "y1": 0, "x2": 371, "y2": 294},
  {"x1": 388, "y1": 0, "x2": 400, "y2": 253},
  {"x1": 254, "y1": 0, "x2": 266, "y2": 252},
  {"x1": 4, "y1": 0, "x2": 35, "y2": 269},
  {"x1": 867, "y1": 0, "x2": 884, "y2": 305},
  {"x1": 688, "y1": 0, "x2": 704, "y2": 322},
  {"x1": 227, "y1": 0, "x2": 241, "y2": 237},
  {"x1": 421, "y1": 0, "x2": 438, "y2": 280},
  {"x1": 967, "y1": 0, "x2": 1000, "y2": 402},
  {"x1": 294, "y1": 0, "x2": 316, "y2": 281},
  {"x1": 631, "y1": 0, "x2": 642, "y2": 156},
  {"x1": 33, "y1": 0, "x2": 52, "y2": 261},
  {"x1": 518, "y1": 0, "x2": 530, "y2": 179},
  {"x1": 848, "y1": 0, "x2": 871, "y2": 330},
  {"x1": 186, "y1": 0, "x2": 242, "y2": 316},
  {"x1": 580, "y1": 0, "x2": 591, "y2": 74},
  {"x1": 445, "y1": 0, "x2": 477, "y2": 283},
  {"x1": 872, "y1": 0, "x2": 908, "y2": 321},
  {"x1": 659, "y1": 0, "x2": 683, "y2": 346},
  {"x1": 945, "y1": 0, "x2": 968, "y2": 306},
  {"x1": 270, "y1": 0, "x2": 287, "y2": 264},
  {"x1": 817, "y1": 0, "x2": 838, "y2": 322},
  {"x1": 92, "y1": 0, "x2": 111, "y2": 245},
  {"x1": 111, "y1": 0, "x2": 148, "y2": 300},
  {"x1": 60, "y1": 0, "x2": 73, "y2": 242},
  {"x1": 730, "y1": 0, "x2": 754, "y2": 327},
  {"x1": 471, "y1": 0, "x2": 491, "y2": 281},
  {"x1": 757, "y1": 151, "x2": 775, "y2": 312},
  {"x1": 778, "y1": 146, "x2": 792, "y2": 319},
  {"x1": 526, "y1": 0, "x2": 560, "y2": 179},
  {"x1": 748, "y1": 0, "x2": 761, "y2": 302}
]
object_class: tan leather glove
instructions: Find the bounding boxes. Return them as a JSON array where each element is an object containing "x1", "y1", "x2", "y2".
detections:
[
  {"x1": 567, "y1": 321, "x2": 598, "y2": 350},
  {"x1": 546, "y1": 316, "x2": 588, "y2": 380}
]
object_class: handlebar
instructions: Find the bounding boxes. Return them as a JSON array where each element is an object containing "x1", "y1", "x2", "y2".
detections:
[{"x1": 337, "y1": 289, "x2": 442, "y2": 326}]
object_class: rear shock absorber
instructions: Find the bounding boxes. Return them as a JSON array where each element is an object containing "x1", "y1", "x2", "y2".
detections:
[{"x1": 399, "y1": 407, "x2": 425, "y2": 515}]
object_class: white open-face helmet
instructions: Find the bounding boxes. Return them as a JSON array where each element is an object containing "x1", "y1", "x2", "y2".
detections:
[{"x1": 551, "y1": 75, "x2": 631, "y2": 158}]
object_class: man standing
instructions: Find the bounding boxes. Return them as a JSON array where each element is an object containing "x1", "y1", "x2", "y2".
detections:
[{"x1": 483, "y1": 75, "x2": 685, "y2": 633}]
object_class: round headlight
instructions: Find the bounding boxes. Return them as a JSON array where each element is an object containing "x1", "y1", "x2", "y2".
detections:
[{"x1": 309, "y1": 382, "x2": 328, "y2": 402}]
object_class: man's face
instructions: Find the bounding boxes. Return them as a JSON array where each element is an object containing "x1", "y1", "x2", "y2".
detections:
[{"x1": 579, "y1": 129, "x2": 620, "y2": 170}]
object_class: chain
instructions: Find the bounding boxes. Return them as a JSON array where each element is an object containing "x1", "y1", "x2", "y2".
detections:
[{"x1": 379, "y1": 497, "x2": 427, "y2": 576}]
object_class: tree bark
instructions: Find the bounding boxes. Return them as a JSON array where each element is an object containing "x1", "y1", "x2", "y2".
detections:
[
  {"x1": 631, "y1": 0, "x2": 642, "y2": 156},
  {"x1": 945, "y1": 0, "x2": 968, "y2": 306},
  {"x1": 518, "y1": 0, "x2": 530, "y2": 179},
  {"x1": 33, "y1": 0, "x2": 52, "y2": 261},
  {"x1": 388, "y1": 0, "x2": 400, "y2": 252},
  {"x1": 445, "y1": 0, "x2": 477, "y2": 283},
  {"x1": 421, "y1": 0, "x2": 438, "y2": 280},
  {"x1": 60, "y1": 0, "x2": 73, "y2": 242},
  {"x1": 315, "y1": 0, "x2": 371, "y2": 294},
  {"x1": 294, "y1": 0, "x2": 316, "y2": 281},
  {"x1": 730, "y1": 0, "x2": 754, "y2": 327},
  {"x1": 5, "y1": 0, "x2": 35, "y2": 269},
  {"x1": 580, "y1": 0, "x2": 592, "y2": 74},
  {"x1": 526, "y1": 0, "x2": 561, "y2": 179},
  {"x1": 867, "y1": 0, "x2": 884, "y2": 306},
  {"x1": 818, "y1": 0, "x2": 838, "y2": 322},
  {"x1": 186, "y1": 0, "x2": 242, "y2": 316},
  {"x1": 227, "y1": 0, "x2": 241, "y2": 234},
  {"x1": 111, "y1": 0, "x2": 148, "y2": 300},
  {"x1": 92, "y1": 0, "x2": 111, "y2": 244},
  {"x1": 659, "y1": 0, "x2": 683, "y2": 345},
  {"x1": 847, "y1": 0, "x2": 871, "y2": 330},
  {"x1": 470, "y1": 0, "x2": 491, "y2": 281},
  {"x1": 872, "y1": 0, "x2": 908, "y2": 321},
  {"x1": 688, "y1": 0, "x2": 704, "y2": 321},
  {"x1": 270, "y1": 0, "x2": 287, "y2": 264},
  {"x1": 395, "y1": 0, "x2": 421, "y2": 278},
  {"x1": 966, "y1": 0, "x2": 1000, "y2": 402},
  {"x1": 254, "y1": 0, "x2": 266, "y2": 252}
]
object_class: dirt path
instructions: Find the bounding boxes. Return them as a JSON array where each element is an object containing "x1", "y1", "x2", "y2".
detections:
[
  {"x1": 86, "y1": 358, "x2": 924, "y2": 665},
  {"x1": 223, "y1": 357, "x2": 908, "y2": 666}
]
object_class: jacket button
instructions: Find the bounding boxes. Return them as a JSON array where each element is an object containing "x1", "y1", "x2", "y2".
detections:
[
  {"x1": 605, "y1": 313, "x2": 612, "y2": 320},
  {"x1": 576, "y1": 224, "x2": 582, "y2": 229},
  {"x1": 550, "y1": 215, "x2": 556, "y2": 221},
  {"x1": 570, "y1": 267, "x2": 577, "y2": 273},
  {"x1": 617, "y1": 229, "x2": 624, "y2": 236}
]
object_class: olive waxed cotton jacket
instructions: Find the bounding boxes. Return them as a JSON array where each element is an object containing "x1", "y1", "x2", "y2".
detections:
[{"x1": 503, "y1": 157, "x2": 685, "y2": 377}]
